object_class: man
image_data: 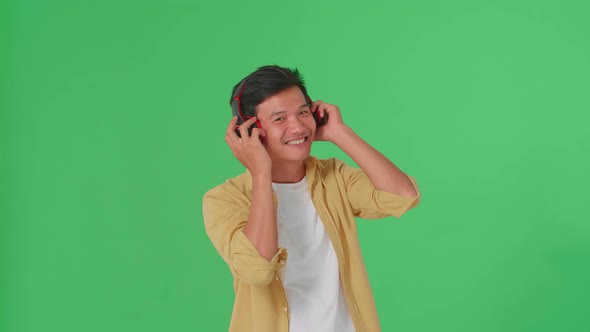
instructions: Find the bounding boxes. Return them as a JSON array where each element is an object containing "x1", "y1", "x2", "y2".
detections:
[{"x1": 203, "y1": 65, "x2": 421, "y2": 332}]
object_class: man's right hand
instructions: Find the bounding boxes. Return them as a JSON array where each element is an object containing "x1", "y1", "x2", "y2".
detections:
[{"x1": 225, "y1": 116, "x2": 272, "y2": 177}]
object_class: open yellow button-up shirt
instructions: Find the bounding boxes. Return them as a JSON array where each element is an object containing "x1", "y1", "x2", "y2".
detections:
[{"x1": 203, "y1": 156, "x2": 421, "y2": 332}]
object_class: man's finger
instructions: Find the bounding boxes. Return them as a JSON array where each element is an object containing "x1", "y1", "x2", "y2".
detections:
[
  {"x1": 318, "y1": 105, "x2": 326, "y2": 118},
  {"x1": 315, "y1": 104, "x2": 323, "y2": 117},
  {"x1": 239, "y1": 117, "x2": 257, "y2": 140},
  {"x1": 313, "y1": 101, "x2": 325, "y2": 114},
  {"x1": 251, "y1": 127, "x2": 267, "y2": 141},
  {"x1": 311, "y1": 101, "x2": 319, "y2": 113}
]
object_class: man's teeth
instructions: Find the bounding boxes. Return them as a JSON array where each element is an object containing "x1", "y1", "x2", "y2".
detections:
[{"x1": 286, "y1": 137, "x2": 306, "y2": 145}]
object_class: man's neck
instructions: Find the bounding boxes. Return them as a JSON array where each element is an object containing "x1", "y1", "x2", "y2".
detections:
[{"x1": 271, "y1": 160, "x2": 306, "y2": 183}]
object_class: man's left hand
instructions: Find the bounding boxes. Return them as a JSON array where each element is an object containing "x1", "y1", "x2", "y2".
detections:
[{"x1": 312, "y1": 100, "x2": 348, "y2": 142}]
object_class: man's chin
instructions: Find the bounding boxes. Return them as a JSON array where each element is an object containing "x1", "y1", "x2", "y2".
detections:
[{"x1": 271, "y1": 150, "x2": 311, "y2": 164}]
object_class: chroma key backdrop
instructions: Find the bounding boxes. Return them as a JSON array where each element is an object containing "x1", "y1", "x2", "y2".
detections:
[{"x1": 2, "y1": 1, "x2": 589, "y2": 331}]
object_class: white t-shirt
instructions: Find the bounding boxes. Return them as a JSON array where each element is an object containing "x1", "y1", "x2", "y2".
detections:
[{"x1": 272, "y1": 176, "x2": 355, "y2": 332}]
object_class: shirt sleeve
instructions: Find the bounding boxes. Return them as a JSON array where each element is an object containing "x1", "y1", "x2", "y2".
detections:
[
  {"x1": 202, "y1": 186, "x2": 287, "y2": 286},
  {"x1": 336, "y1": 159, "x2": 421, "y2": 219}
]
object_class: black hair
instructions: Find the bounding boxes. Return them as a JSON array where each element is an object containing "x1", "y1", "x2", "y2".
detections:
[{"x1": 229, "y1": 65, "x2": 309, "y2": 118}]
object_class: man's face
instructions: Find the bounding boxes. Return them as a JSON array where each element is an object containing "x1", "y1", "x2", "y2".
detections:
[{"x1": 256, "y1": 86, "x2": 316, "y2": 165}]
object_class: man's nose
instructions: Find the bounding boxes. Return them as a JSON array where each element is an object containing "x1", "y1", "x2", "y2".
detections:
[{"x1": 287, "y1": 117, "x2": 305, "y2": 133}]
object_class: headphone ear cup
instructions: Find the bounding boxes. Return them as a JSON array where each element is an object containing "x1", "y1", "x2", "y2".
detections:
[
  {"x1": 305, "y1": 93, "x2": 324, "y2": 128},
  {"x1": 231, "y1": 97, "x2": 242, "y2": 122},
  {"x1": 314, "y1": 109, "x2": 328, "y2": 128},
  {"x1": 235, "y1": 118, "x2": 261, "y2": 138},
  {"x1": 231, "y1": 79, "x2": 247, "y2": 127},
  {"x1": 314, "y1": 111, "x2": 322, "y2": 127},
  {"x1": 232, "y1": 101, "x2": 243, "y2": 138}
]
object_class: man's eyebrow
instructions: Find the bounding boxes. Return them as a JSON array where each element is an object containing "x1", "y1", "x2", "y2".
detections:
[
  {"x1": 269, "y1": 111, "x2": 286, "y2": 119},
  {"x1": 269, "y1": 105, "x2": 310, "y2": 119}
]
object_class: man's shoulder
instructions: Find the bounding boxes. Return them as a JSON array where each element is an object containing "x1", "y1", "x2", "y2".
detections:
[
  {"x1": 203, "y1": 170, "x2": 251, "y2": 201},
  {"x1": 305, "y1": 156, "x2": 356, "y2": 187},
  {"x1": 310, "y1": 156, "x2": 350, "y2": 174}
]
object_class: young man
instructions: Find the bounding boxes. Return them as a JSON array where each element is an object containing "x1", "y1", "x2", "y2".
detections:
[{"x1": 203, "y1": 65, "x2": 421, "y2": 332}]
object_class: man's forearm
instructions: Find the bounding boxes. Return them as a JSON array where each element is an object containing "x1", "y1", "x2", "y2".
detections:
[
  {"x1": 332, "y1": 125, "x2": 417, "y2": 197},
  {"x1": 242, "y1": 174, "x2": 278, "y2": 261}
]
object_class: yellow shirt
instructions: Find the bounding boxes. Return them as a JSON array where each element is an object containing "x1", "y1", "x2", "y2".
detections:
[{"x1": 202, "y1": 156, "x2": 421, "y2": 332}]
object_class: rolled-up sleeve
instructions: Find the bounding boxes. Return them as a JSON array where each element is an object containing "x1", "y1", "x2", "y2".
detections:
[
  {"x1": 203, "y1": 188, "x2": 287, "y2": 286},
  {"x1": 337, "y1": 160, "x2": 421, "y2": 219}
]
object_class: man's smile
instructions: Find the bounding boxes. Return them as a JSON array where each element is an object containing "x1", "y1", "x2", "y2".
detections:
[{"x1": 285, "y1": 136, "x2": 309, "y2": 145}]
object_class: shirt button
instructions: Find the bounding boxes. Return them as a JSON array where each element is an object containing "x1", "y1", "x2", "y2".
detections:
[
  {"x1": 283, "y1": 307, "x2": 288, "y2": 312},
  {"x1": 275, "y1": 276, "x2": 279, "y2": 280},
  {"x1": 279, "y1": 260, "x2": 285, "y2": 265}
]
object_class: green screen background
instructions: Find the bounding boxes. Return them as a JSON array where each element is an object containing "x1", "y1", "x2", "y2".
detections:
[{"x1": 3, "y1": 1, "x2": 589, "y2": 331}]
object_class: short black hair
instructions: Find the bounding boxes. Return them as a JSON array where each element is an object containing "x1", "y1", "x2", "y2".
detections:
[{"x1": 229, "y1": 65, "x2": 309, "y2": 118}]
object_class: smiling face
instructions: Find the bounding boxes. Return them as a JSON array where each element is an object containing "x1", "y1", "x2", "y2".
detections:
[{"x1": 256, "y1": 86, "x2": 316, "y2": 166}]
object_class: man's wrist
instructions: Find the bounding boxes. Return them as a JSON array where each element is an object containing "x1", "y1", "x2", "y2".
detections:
[
  {"x1": 251, "y1": 171, "x2": 272, "y2": 184},
  {"x1": 331, "y1": 125, "x2": 356, "y2": 148}
]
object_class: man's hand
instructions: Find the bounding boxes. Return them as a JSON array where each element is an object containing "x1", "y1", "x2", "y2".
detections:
[
  {"x1": 312, "y1": 100, "x2": 349, "y2": 142},
  {"x1": 225, "y1": 116, "x2": 272, "y2": 177}
]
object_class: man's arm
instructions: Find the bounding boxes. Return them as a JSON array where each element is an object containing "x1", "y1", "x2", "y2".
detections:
[
  {"x1": 203, "y1": 185, "x2": 286, "y2": 286},
  {"x1": 201, "y1": 116, "x2": 283, "y2": 286},
  {"x1": 332, "y1": 126, "x2": 416, "y2": 197},
  {"x1": 242, "y1": 173, "x2": 278, "y2": 261},
  {"x1": 312, "y1": 101, "x2": 417, "y2": 197},
  {"x1": 225, "y1": 116, "x2": 278, "y2": 261}
]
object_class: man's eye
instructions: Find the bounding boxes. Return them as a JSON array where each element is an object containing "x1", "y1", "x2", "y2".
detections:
[
  {"x1": 300, "y1": 110, "x2": 310, "y2": 115},
  {"x1": 274, "y1": 117, "x2": 285, "y2": 122}
]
